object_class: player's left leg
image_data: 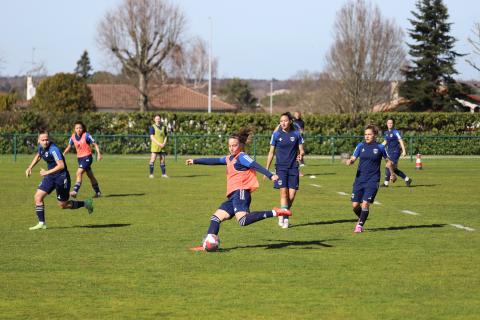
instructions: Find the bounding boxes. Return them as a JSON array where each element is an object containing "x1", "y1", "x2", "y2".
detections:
[
  {"x1": 71, "y1": 167, "x2": 85, "y2": 198},
  {"x1": 56, "y1": 174, "x2": 93, "y2": 214},
  {"x1": 160, "y1": 152, "x2": 168, "y2": 178},
  {"x1": 86, "y1": 169, "x2": 101, "y2": 197},
  {"x1": 30, "y1": 189, "x2": 49, "y2": 230},
  {"x1": 149, "y1": 153, "x2": 157, "y2": 178}
]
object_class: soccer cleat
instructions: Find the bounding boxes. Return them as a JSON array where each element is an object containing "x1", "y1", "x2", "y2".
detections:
[
  {"x1": 93, "y1": 192, "x2": 101, "y2": 198},
  {"x1": 381, "y1": 183, "x2": 388, "y2": 188},
  {"x1": 278, "y1": 216, "x2": 284, "y2": 227},
  {"x1": 190, "y1": 245, "x2": 205, "y2": 252},
  {"x1": 85, "y1": 198, "x2": 94, "y2": 214},
  {"x1": 299, "y1": 172, "x2": 304, "y2": 177},
  {"x1": 354, "y1": 224, "x2": 363, "y2": 233},
  {"x1": 70, "y1": 191, "x2": 78, "y2": 198},
  {"x1": 405, "y1": 178, "x2": 412, "y2": 187},
  {"x1": 273, "y1": 207, "x2": 292, "y2": 217},
  {"x1": 149, "y1": 174, "x2": 154, "y2": 179},
  {"x1": 29, "y1": 222, "x2": 47, "y2": 230},
  {"x1": 282, "y1": 219, "x2": 289, "y2": 229},
  {"x1": 162, "y1": 174, "x2": 169, "y2": 178}
]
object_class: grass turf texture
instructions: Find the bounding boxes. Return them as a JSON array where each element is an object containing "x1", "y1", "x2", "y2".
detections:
[{"x1": 0, "y1": 155, "x2": 479, "y2": 319}]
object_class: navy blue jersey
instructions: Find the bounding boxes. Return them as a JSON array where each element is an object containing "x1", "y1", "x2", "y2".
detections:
[
  {"x1": 38, "y1": 142, "x2": 67, "y2": 176},
  {"x1": 383, "y1": 129, "x2": 402, "y2": 153},
  {"x1": 270, "y1": 129, "x2": 304, "y2": 168},
  {"x1": 352, "y1": 142, "x2": 389, "y2": 184}
]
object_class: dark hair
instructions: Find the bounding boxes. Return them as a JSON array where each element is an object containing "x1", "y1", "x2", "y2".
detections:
[
  {"x1": 74, "y1": 121, "x2": 86, "y2": 132},
  {"x1": 229, "y1": 128, "x2": 252, "y2": 145},
  {"x1": 281, "y1": 112, "x2": 293, "y2": 121},
  {"x1": 38, "y1": 128, "x2": 49, "y2": 136},
  {"x1": 365, "y1": 124, "x2": 379, "y2": 135}
]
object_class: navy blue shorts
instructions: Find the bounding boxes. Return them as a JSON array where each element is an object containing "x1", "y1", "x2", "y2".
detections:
[
  {"x1": 38, "y1": 171, "x2": 71, "y2": 202},
  {"x1": 351, "y1": 181, "x2": 378, "y2": 203},
  {"x1": 78, "y1": 155, "x2": 93, "y2": 171},
  {"x1": 219, "y1": 189, "x2": 252, "y2": 217},
  {"x1": 274, "y1": 166, "x2": 299, "y2": 190},
  {"x1": 389, "y1": 152, "x2": 400, "y2": 165}
]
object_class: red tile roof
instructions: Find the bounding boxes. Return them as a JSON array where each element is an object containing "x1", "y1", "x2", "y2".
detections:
[{"x1": 88, "y1": 84, "x2": 237, "y2": 112}]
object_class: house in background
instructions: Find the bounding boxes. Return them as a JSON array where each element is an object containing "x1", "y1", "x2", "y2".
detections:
[{"x1": 88, "y1": 84, "x2": 237, "y2": 112}]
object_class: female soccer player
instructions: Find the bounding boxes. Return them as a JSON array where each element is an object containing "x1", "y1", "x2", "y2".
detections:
[
  {"x1": 266, "y1": 112, "x2": 305, "y2": 229},
  {"x1": 26, "y1": 129, "x2": 94, "y2": 230},
  {"x1": 346, "y1": 124, "x2": 397, "y2": 233},
  {"x1": 186, "y1": 128, "x2": 292, "y2": 251},
  {"x1": 382, "y1": 118, "x2": 412, "y2": 187},
  {"x1": 63, "y1": 121, "x2": 102, "y2": 198},
  {"x1": 149, "y1": 115, "x2": 168, "y2": 178}
]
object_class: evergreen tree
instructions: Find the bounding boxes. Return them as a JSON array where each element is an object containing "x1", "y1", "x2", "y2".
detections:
[
  {"x1": 219, "y1": 78, "x2": 258, "y2": 111},
  {"x1": 75, "y1": 50, "x2": 93, "y2": 80},
  {"x1": 400, "y1": 0, "x2": 464, "y2": 111}
]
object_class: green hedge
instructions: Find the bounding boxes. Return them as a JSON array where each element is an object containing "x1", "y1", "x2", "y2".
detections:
[{"x1": 1, "y1": 111, "x2": 479, "y2": 155}]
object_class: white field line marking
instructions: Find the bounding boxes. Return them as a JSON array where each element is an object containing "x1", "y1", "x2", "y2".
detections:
[
  {"x1": 337, "y1": 191, "x2": 349, "y2": 196},
  {"x1": 449, "y1": 224, "x2": 475, "y2": 232},
  {"x1": 309, "y1": 175, "x2": 317, "y2": 179},
  {"x1": 401, "y1": 210, "x2": 419, "y2": 216},
  {"x1": 374, "y1": 201, "x2": 381, "y2": 205},
  {"x1": 310, "y1": 184, "x2": 322, "y2": 188}
]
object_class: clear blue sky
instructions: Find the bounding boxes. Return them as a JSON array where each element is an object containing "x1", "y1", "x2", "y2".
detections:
[{"x1": 0, "y1": 0, "x2": 478, "y2": 80}]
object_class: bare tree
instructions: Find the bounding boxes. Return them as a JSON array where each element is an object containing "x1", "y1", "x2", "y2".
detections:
[
  {"x1": 166, "y1": 36, "x2": 218, "y2": 88},
  {"x1": 467, "y1": 22, "x2": 480, "y2": 72},
  {"x1": 97, "y1": 0, "x2": 186, "y2": 111},
  {"x1": 323, "y1": 0, "x2": 406, "y2": 113}
]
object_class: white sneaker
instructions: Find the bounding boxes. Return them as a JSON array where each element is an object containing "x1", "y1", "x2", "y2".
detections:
[
  {"x1": 29, "y1": 222, "x2": 47, "y2": 230},
  {"x1": 282, "y1": 219, "x2": 289, "y2": 229},
  {"x1": 278, "y1": 216, "x2": 284, "y2": 227},
  {"x1": 149, "y1": 174, "x2": 154, "y2": 179},
  {"x1": 162, "y1": 174, "x2": 169, "y2": 178}
]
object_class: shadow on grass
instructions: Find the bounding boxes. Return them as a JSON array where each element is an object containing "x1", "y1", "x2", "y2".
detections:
[
  {"x1": 173, "y1": 174, "x2": 211, "y2": 178},
  {"x1": 368, "y1": 223, "x2": 445, "y2": 232},
  {"x1": 50, "y1": 223, "x2": 132, "y2": 229},
  {"x1": 392, "y1": 184, "x2": 439, "y2": 188},
  {"x1": 290, "y1": 219, "x2": 358, "y2": 228},
  {"x1": 220, "y1": 239, "x2": 336, "y2": 252},
  {"x1": 304, "y1": 173, "x2": 336, "y2": 176},
  {"x1": 104, "y1": 193, "x2": 145, "y2": 198}
]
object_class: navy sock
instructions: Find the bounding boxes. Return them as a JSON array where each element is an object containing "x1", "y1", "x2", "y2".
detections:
[
  {"x1": 384, "y1": 167, "x2": 391, "y2": 182},
  {"x1": 73, "y1": 182, "x2": 81, "y2": 193},
  {"x1": 207, "y1": 215, "x2": 221, "y2": 235},
  {"x1": 92, "y1": 183, "x2": 100, "y2": 193},
  {"x1": 239, "y1": 211, "x2": 274, "y2": 226},
  {"x1": 353, "y1": 206, "x2": 361, "y2": 218},
  {"x1": 70, "y1": 200, "x2": 85, "y2": 209},
  {"x1": 359, "y1": 208, "x2": 369, "y2": 226},
  {"x1": 149, "y1": 163, "x2": 154, "y2": 175},
  {"x1": 35, "y1": 204, "x2": 45, "y2": 223},
  {"x1": 394, "y1": 168, "x2": 407, "y2": 180},
  {"x1": 160, "y1": 164, "x2": 166, "y2": 175}
]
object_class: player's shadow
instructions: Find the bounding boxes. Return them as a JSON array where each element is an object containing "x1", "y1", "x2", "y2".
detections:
[
  {"x1": 304, "y1": 173, "x2": 336, "y2": 176},
  {"x1": 104, "y1": 193, "x2": 145, "y2": 198},
  {"x1": 173, "y1": 174, "x2": 211, "y2": 178},
  {"x1": 394, "y1": 184, "x2": 439, "y2": 188},
  {"x1": 50, "y1": 223, "x2": 132, "y2": 229},
  {"x1": 222, "y1": 239, "x2": 335, "y2": 251},
  {"x1": 289, "y1": 219, "x2": 358, "y2": 228},
  {"x1": 368, "y1": 223, "x2": 445, "y2": 232}
]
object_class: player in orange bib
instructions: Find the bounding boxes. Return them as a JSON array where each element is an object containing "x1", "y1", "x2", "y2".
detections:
[
  {"x1": 186, "y1": 128, "x2": 292, "y2": 251},
  {"x1": 63, "y1": 121, "x2": 102, "y2": 198}
]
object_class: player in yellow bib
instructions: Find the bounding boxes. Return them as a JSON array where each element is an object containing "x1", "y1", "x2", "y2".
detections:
[{"x1": 149, "y1": 115, "x2": 168, "y2": 178}]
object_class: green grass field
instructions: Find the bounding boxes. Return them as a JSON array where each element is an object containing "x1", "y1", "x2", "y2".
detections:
[{"x1": 0, "y1": 154, "x2": 479, "y2": 319}]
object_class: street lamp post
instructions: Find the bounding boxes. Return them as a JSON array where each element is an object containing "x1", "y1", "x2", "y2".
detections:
[{"x1": 208, "y1": 17, "x2": 213, "y2": 113}]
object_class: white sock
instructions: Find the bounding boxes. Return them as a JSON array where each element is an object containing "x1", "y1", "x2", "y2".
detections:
[{"x1": 405, "y1": 177, "x2": 410, "y2": 181}]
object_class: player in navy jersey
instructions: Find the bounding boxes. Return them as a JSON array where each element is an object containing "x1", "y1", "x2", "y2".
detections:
[
  {"x1": 63, "y1": 121, "x2": 103, "y2": 198},
  {"x1": 266, "y1": 112, "x2": 305, "y2": 229},
  {"x1": 25, "y1": 129, "x2": 94, "y2": 230},
  {"x1": 346, "y1": 124, "x2": 397, "y2": 233},
  {"x1": 186, "y1": 128, "x2": 291, "y2": 251},
  {"x1": 382, "y1": 119, "x2": 412, "y2": 187}
]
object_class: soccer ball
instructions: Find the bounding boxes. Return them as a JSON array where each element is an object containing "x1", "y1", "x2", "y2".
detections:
[{"x1": 202, "y1": 234, "x2": 220, "y2": 252}]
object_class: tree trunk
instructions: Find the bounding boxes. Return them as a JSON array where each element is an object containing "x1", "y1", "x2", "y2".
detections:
[{"x1": 138, "y1": 72, "x2": 148, "y2": 112}]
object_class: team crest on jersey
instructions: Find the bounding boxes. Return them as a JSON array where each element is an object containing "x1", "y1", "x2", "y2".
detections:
[
  {"x1": 373, "y1": 149, "x2": 378, "y2": 154},
  {"x1": 361, "y1": 148, "x2": 365, "y2": 152},
  {"x1": 390, "y1": 134, "x2": 393, "y2": 137},
  {"x1": 45, "y1": 152, "x2": 49, "y2": 157},
  {"x1": 279, "y1": 138, "x2": 283, "y2": 141},
  {"x1": 290, "y1": 137, "x2": 295, "y2": 142}
]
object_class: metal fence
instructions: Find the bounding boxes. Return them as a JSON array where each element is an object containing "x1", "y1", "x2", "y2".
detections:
[{"x1": 1, "y1": 133, "x2": 480, "y2": 162}]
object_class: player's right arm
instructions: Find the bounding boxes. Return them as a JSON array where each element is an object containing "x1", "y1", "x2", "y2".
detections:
[
  {"x1": 26, "y1": 154, "x2": 41, "y2": 177},
  {"x1": 346, "y1": 143, "x2": 362, "y2": 166},
  {"x1": 186, "y1": 157, "x2": 227, "y2": 166}
]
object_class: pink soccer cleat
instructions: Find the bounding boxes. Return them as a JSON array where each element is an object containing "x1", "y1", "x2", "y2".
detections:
[{"x1": 273, "y1": 207, "x2": 292, "y2": 217}]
